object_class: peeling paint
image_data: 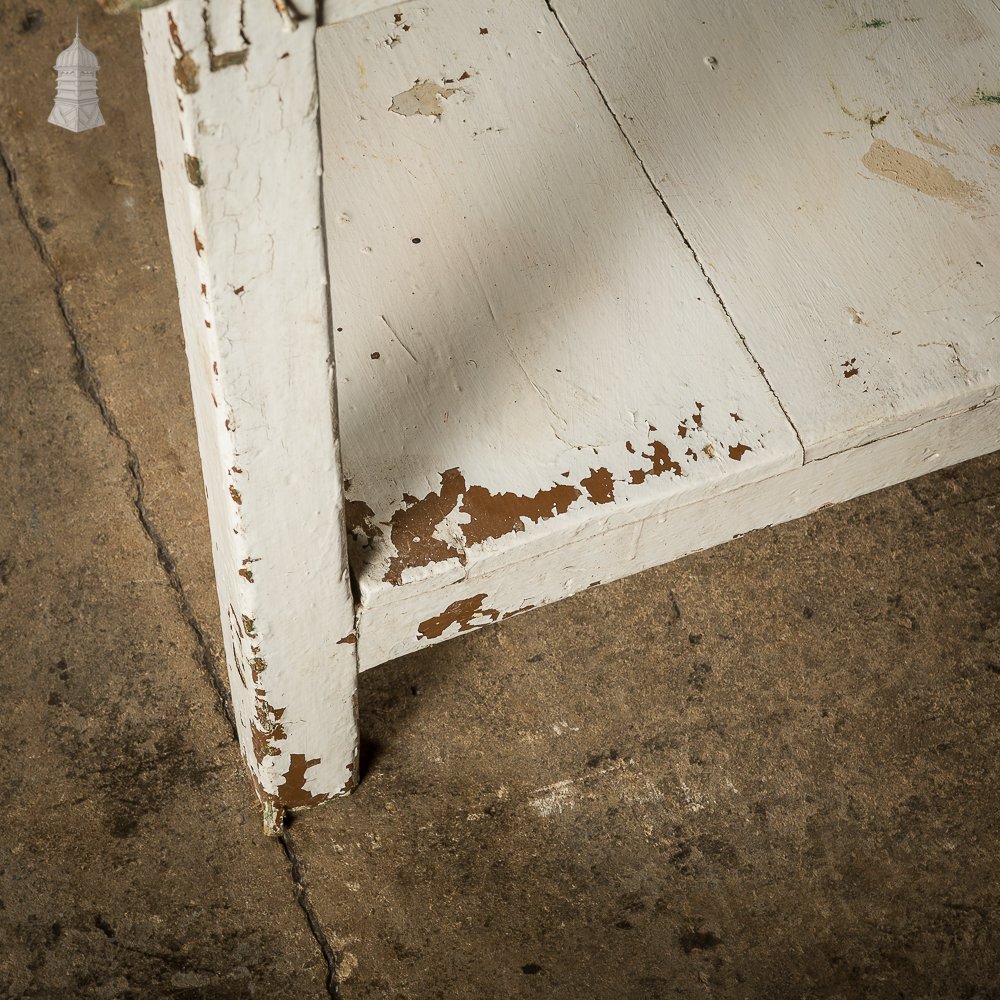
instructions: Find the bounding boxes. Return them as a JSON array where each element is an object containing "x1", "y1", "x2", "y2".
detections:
[
  {"x1": 389, "y1": 80, "x2": 461, "y2": 118},
  {"x1": 461, "y1": 481, "x2": 581, "y2": 546},
  {"x1": 250, "y1": 696, "x2": 286, "y2": 765},
  {"x1": 912, "y1": 130, "x2": 957, "y2": 154},
  {"x1": 229, "y1": 485, "x2": 242, "y2": 504},
  {"x1": 166, "y1": 13, "x2": 200, "y2": 93},
  {"x1": 502, "y1": 604, "x2": 536, "y2": 620},
  {"x1": 201, "y1": 6, "x2": 250, "y2": 73},
  {"x1": 345, "y1": 498, "x2": 381, "y2": 545},
  {"x1": 862, "y1": 139, "x2": 980, "y2": 210},
  {"x1": 581, "y1": 467, "x2": 615, "y2": 505},
  {"x1": 629, "y1": 441, "x2": 683, "y2": 484},
  {"x1": 384, "y1": 468, "x2": 466, "y2": 585},
  {"x1": 728, "y1": 443, "x2": 752, "y2": 461},
  {"x1": 337, "y1": 632, "x2": 358, "y2": 645},
  {"x1": 184, "y1": 153, "x2": 205, "y2": 186},
  {"x1": 193, "y1": 229, "x2": 204, "y2": 255},
  {"x1": 276, "y1": 754, "x2": 330, "y2": 809},
  {"x1": 418, "y1": 593, "x2": 500, "y2": 640}
]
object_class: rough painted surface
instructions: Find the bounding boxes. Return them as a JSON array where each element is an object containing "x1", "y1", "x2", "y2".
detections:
[
  {"x1": 316, "y1": 0, "x2": 802, "y2": 636},
  {"x1": 357, "y1": 398, "x2": 999, "y2": 664},
  {"x1": 317, "y1": 0, "x2": 999, "y2": 672},
  {"x1": 142, "y1": 0, "x2": 358, "y2": 823},
  {"x1": 290, "y1": 450, "x2": 1000, "y2": 999},
  {"x1": 552, "y1": 0, "x2": 1000, "y2": 460}
]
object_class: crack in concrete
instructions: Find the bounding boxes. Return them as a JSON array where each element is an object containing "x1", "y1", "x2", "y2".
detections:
[
  {"x1": 0, "y1": 136, "x2": 346, "y2": 1000},
  {"x1": 281, "y1": 827, "x2": 344, "y2": 999},
  {"x1": 543, "y1": 1, "x2": 807, "y2": 465},
  {"x1": 0, "y1": 137, "x2": 239, "y2": 739}
]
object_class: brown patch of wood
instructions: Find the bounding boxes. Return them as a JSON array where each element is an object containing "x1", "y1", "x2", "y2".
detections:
[
  {"x1": 629, "y1": 441, "x2": 683, "y2": 484},
  {"x1": 461, "y1": 482, "x2": 582, "y2": 546},
  {"x1": 418, "y1": 593, "x2": 500, "y2": 640},
  {"x1": 384, "y1": 468, "x2": 467, "y2": 585},
  {"x1": 276, "y1": 754, "x2": 330, "y2": 809},
  {"x1": 581, "y1": 467, "x2": 615, "y2": 505}
]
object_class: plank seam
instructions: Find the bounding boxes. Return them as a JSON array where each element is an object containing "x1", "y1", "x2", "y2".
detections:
[
  {"x1": 816, "y1": 392, "x2": 999, "y2": 463},
  {"x1": 544, "y1": 0, "x2": 807, "y2": 463}
]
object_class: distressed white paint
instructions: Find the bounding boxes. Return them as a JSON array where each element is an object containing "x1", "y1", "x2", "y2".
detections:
[
  {"x1": 141, "y1": 0, "x2": 358, "y2": 830},
  {"x1": 357, "y1": 398, "x2": 998, "y2": 667},
  {"x1": 550, "y1": 0, "x2": 1000, "y2": 459},
  {"x1": 313, "y1": 0, "x2": 999, "y2": 670},
  {"x1": 143, "y1": 0, "x2": 1000, "y2": 817},
  {"x1": 316, "y1": 0, "x2": 803, "y2": 629}
]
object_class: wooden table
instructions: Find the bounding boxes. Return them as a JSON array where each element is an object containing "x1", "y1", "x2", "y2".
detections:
[{"x1": 141, "y1": 0, "x2": 1000, "y2": 831}]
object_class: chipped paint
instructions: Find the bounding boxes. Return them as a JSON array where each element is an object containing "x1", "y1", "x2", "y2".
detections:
[
  {"x1": 418, "y1": 593, "x2": 500, "y2": 640},
  {"x1": 337, "y1": 632, "x2": 358, "y2": 645},
  {"x1": 276, "y1": 754, "x2": 330, "y2": 809},
  {"x1": 144, "y1": 0, "x2": 361, "y2": 831},
  {"x1": 383, "y1": 468, "x2": 466, "y2": 585},
  {"x1": 347, "y1": 407, "x2": 756, "y2": 588},
  {"x1": 581, "y1": 467, "x2": 615, "y2": 504},
  {"x1": 250, "y1": 696, "x2": 286, "y2": 765},
  {"x1": 389, "y1": 80, "x2": 460, "y2": 118},
  {"x1": 201, "y1": 7, "x2": 250, "y2": 73},
  {"x1": 728, "y1": 443, "x2": 752, "y2": 461},
  {"x1": 184, "y1": 153, "x2": 204, "y2": 186},
  {"x1": 166, "y1": 12, "x2": 199, "y2": 93},
  {"x1": 862, "y1": 139, "x2": 980, "y2": 210},
  {"x1": 461, "y1": 481, "x2": 581, "y2": 546},
  {"x1": 345, "y1": 497, "x2": 381, "y2": 544},
  {"x1": 502, "y1": 603, "x2": 536, "y2": 620},
  {"x1": 629, "y1": 441, "x2": 683, "y2": 484},
  {"x1": 912, "y1": 130, "x2": 957, "y2": 154}
]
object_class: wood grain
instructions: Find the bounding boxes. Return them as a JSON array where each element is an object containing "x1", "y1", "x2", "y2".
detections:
[
  {"x1": 316, "y1": 0, "x2": 802, "y2": 622},
  {"x1": 551, "y1": 0, "x2": 1000, "y2": 459}
]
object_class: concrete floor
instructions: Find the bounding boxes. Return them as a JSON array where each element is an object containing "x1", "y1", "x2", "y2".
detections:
[{"x1": 1, "y1": 5, "x2": 999, "y2": 998}]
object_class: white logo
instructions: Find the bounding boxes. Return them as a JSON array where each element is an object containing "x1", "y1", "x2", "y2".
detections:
[{"x1": 49, "y1": 20, "x2": 105, "y2": 133}]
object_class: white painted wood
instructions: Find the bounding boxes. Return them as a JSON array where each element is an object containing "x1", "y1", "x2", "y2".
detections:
[
  {"x1": 357, "y1": 398, "x2": 999, "y2": 667},
  {"x1": 549, "y1": 0, "x2": 1000, "y2": 460},
  {"x1": 315, "y1": 0, "x2": 804, "y2": 660},
  {"x1": 325, "y1": 0, "x2": 408, "y2": 24},
  {"x1": 141, "y1": 0, "x2": 358, "y2": 831},
  {"x1": 143, "y1": 0, "x2": 1000, "y2": 814}
]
